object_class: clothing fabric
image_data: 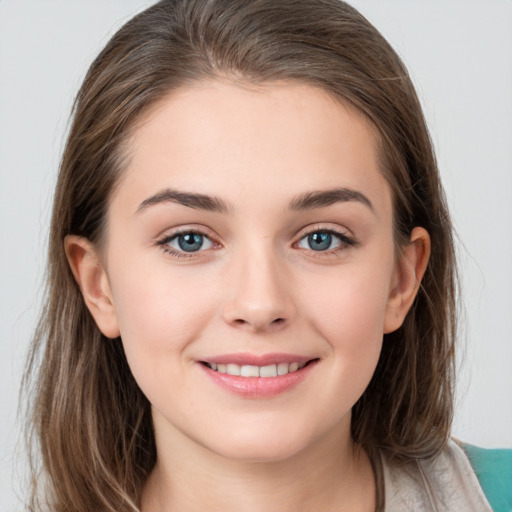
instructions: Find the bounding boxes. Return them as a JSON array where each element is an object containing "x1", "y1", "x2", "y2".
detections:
[
  {"x1": 380, "y1": 439, "x2": 493, "y2": 511},
  {"x1": 463, "y1": 443, "x2": 512, "y2": 512}
]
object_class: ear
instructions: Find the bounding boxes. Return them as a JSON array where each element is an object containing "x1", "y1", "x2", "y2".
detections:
[
  {"x1": 64, "y1": 235, "x2": 120, "y2": 339},
  {"x1": 384, "y1": 227, "x2": 431, "y2": 334}
]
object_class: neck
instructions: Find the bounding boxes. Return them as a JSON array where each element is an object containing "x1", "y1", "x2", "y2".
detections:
[{"x1": 141, "y1": 416, "x2": 376, "y2": 512}]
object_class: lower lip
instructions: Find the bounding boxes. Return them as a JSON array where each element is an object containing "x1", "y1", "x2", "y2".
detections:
[{"x1": 198, "y1": 361, "x2": 318, "y2": 399}]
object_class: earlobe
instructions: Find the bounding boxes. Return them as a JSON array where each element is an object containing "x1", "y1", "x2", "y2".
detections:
[
  {"x1": 64, "y1": 235, "x2": 121, "y2": 339},
  {"x1": 383, "y1": 227, "x2": 431, "y2": 334}
]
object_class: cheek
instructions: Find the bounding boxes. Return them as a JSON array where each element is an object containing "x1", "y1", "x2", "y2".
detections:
[
  {"x1": 107, "y1": 259, "x2": 219, "y2": 375},
  {"x1": 297, "y1": 257, "x2": 394, "y2": 393},
  {"x1": 301, "y1": 260, "x2": 393, "y2": 340}
]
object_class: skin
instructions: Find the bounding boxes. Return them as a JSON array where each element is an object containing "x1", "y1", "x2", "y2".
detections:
[{"x1": 66, "y1": 81, "x2": 430, "y2": 512}]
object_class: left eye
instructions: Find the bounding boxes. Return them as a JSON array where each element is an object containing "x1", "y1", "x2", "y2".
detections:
[
  {"x1": 297, "y1": 231, "x2": 346, "y2": 251},
  {"x1": 166, "y1": 232, "x2": 214, "y2": 253}
]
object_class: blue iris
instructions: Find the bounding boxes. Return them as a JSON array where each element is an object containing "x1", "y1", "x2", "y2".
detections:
[
  {"x1": 308, "y1": 232, "x2": 332, "y2": 251},
  {"x1": 177, "y1": 233, "x2": 204, "y2": 252}
]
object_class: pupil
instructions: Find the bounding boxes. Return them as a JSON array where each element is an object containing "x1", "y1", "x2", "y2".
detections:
[
  {"x1": 309, "y1": 232, "x2": 331, "y2": 251},
  {"x1": 178, "y1": 233, "x2": 203, "y2": 252}
]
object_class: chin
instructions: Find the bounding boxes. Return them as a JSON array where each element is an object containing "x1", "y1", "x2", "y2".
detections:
[
  {"x1": 213, "y1": 439, "x2": 307, "y2": 464},
  {"x1": 201, "y1": 420, "x2": 324, "y2": 464}
]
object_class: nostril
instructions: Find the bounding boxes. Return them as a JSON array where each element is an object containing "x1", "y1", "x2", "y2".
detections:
[{"x1": 230, "y1": 317, "x2": 285, "y2": 330}]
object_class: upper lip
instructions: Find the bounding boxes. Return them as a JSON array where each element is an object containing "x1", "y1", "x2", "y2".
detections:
[{"x1": 199, "y1": 352, "x2": 316, "y2": 366}]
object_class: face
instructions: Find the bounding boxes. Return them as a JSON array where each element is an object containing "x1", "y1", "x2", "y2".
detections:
[{"x1": 84, "y1": 81, "x2": 415, "y2": 462}]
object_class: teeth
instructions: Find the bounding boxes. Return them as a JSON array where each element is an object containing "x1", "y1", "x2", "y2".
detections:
[
  {"x1": 277, "y1": 362, "x2": 289, "y2": 375},
  {"x1": 259, "y1": 364, "x2": 277, "y2": 378},
  {"x1": 226, "y1": 364, "x2": 240, "y2": 376},
  {"x1": 206, "y1": 361, "x2": 307, "y2": 377},
  {"x1": 240, "y1": 365, "x2": 259, "y2": 377}
]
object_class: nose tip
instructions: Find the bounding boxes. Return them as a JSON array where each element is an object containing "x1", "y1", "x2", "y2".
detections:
[
  {"x1": 227, "y1": 310, "x2": 288, "y2": 333},
  {"x1": 221, "y1": 255, "x2": 294, "y2": 333}
]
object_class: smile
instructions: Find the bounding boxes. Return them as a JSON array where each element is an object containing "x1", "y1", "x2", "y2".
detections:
[
  {"x1": 199, "y1": 356, "x2": 319, "y2": 398},
  {"x1": 204, "y1": 361, "x2": 307, "y2": 377}
]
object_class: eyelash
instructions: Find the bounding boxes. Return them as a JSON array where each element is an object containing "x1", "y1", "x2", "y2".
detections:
[
  {"x1": 156, "y1": 230, "x2": 217, "y2": 259},
  {"x1": 156, "y1": 226, "x2": 357, "y2": 259},
  {"x1": 295, "y1": 227, "x2": 357, "y2": 255}
]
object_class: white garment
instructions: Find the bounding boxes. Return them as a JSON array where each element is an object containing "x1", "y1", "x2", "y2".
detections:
[{"x1": 382, "y1": 439, "x2": 492, "y2": 511}]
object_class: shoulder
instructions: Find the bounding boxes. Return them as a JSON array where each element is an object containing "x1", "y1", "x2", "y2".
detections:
[
  {"x1": 382, "y1": 439, "x2": 494, "y2": 511},
  {"x1": 460, "y1": 441, "x2": 512, "y2": 512}
]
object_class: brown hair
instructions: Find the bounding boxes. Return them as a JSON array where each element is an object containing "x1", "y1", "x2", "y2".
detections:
[{"x1": 24, "y1": 0, "x2": 457, "y2": 510}]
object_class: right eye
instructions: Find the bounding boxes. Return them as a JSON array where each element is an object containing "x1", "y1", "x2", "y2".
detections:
[{"x1": 158, "y1": 231, "x2": 215, "y2": 255}]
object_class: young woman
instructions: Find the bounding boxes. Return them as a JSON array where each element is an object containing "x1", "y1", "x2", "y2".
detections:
[{"x1": 23, "y1": 1, "x2": 510, "y2": 511}]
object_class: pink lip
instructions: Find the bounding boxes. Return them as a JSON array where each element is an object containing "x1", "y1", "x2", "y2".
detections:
[{"x1": 197, "y1": 354, "x2": 319, "y2": 399}]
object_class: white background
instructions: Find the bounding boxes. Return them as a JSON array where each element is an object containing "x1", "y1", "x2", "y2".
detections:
[{"x1": 1, "y1": 0, "x2": 511, "y2": 509}]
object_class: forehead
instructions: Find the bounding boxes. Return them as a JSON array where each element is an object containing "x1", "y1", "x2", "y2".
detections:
[{"x1": 113, "y1": 80, "x2": 391, "y2": 217}]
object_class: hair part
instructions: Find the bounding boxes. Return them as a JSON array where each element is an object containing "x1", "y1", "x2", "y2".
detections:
[{"x1": 24, "y1": 1, "x2": 457, "y2": 510}]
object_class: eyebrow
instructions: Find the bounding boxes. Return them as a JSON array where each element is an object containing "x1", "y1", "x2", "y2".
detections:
[
  {"x1": 289, "y1": 188, "x2": 374, "y2": 213},
  {"x1": 136, "y1": 186, "x2": 374, "y2": 215},
  {"x1": 136, "y1": 189, "x2": 231, "y2": 214}
]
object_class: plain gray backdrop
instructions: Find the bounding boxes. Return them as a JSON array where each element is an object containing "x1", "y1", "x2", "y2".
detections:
[{"x1": 1, "y1": 1, "x2": 511, "y2": 509}]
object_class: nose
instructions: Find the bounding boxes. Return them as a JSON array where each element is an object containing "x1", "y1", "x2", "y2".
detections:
[{"x1": 221, "y1": 247, "x2": 295, "y2": 333}]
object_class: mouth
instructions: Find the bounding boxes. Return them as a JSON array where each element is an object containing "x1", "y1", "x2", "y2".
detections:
[
  {"x1": 200, "y1": 360, "x2": 316, "y2": 377},
  {"x1": 198, "y1": 355, "x2": 320, "y2": 398}
]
